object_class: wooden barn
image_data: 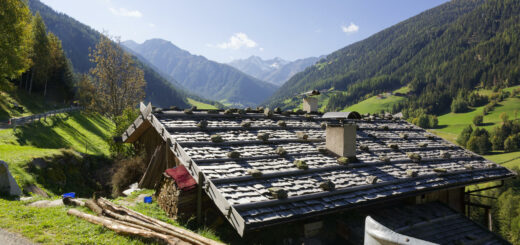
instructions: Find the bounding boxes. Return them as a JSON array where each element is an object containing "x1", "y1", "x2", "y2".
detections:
[{"x1": 122, "y1": 101, "x2": 515, "y2": 244}]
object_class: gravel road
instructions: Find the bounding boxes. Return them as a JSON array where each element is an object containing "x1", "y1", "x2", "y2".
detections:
[{"x1": 0, "y1": 229, "x2": 34, "y2": 245}]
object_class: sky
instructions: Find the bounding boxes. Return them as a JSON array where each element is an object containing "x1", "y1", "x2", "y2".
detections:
[{"x1": 40, "y1": 0, "x2": 450, "y2": 63}]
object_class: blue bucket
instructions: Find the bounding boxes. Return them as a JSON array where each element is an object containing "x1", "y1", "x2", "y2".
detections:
[
  {"x1": 62, "y1": 192, "x2": 76, "y2": 198},
  {"x1": 144, "y1": 196, "x2": 152, "y2": 204}
]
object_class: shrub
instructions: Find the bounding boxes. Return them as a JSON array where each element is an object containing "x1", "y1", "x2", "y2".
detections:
[
  {"x1": 111, "y1": 154, "x2": 146, "y2": 197},
  {"x1": 473, "y1": 115, "x2": 484, "y2": 126},
  {"x1": 451, "y1": 97, "x2": 469, "y2": 113},
  {"x1": 504, "y1": 134, "x2": 520, "y2": 152},
  {"x1": 466, "y1": 129, "x2": 492, "y2": 154},
  {"x1": 457, "y1": 125, "x2": 473, "y2": 147}
]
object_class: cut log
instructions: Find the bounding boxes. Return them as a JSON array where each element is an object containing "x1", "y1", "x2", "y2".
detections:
[
  {"x1": 67, "y1": 209, "x2": 186, "y2": 245},
  {"x1": 85, "y1": 199, "x2": 103, "y2": 216},
  {"x1": 97, "y1": 198, "x2": 222, "y2": 245},
  {"x1": 62, "y1": 197, "x2": 85, "y2": 207}
]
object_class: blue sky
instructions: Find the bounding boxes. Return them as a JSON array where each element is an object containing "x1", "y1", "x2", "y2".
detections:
[{"x1": 40, "y1": 0, "x2": 449, "y2": 63}]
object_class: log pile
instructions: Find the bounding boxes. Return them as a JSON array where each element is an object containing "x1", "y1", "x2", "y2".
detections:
[
  {"x1": 66, "y1": 197, "x2": 222, "y2": 245},
  {"x1": 156, "y1": 173, "x2": 199, "y2": 221}
]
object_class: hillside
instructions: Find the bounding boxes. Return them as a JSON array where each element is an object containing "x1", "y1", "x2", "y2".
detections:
[
  {"x1": 122, "y1": 39, "x2": 278, "y2": 107},
  {"x1": 228, "y1": 56, "x2": 320, "y2": 86},
  {"x1": 266, "y1": 0, "x2": 520, "y2": 114},
  {"x1": 27, "y1": 0, "x2": 189, "y2": 108}
]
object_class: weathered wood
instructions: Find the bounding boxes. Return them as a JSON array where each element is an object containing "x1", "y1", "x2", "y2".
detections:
[
  {"x1": 97, "y1": 198, "x2": 222, "y2": 245},
  {"x1": 197, "y1": 172, "x2": 203, "y2": 225},
  {"x1": 67, "y1": 209, "x2": 184, "y2": 245},
  {"x1": 85, "y1": 199, "x2": 103, "y2": 215},
  {"x1": 139, "y1": 144, "x2": 163, "y2": 188},
  {"x1": 62, "y1": 197, "x2": 85, "y2": 207}
]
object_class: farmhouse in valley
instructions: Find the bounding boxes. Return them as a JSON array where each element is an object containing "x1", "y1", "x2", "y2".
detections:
[{"x1": 122, "y1": 98, "x2": 515, "y2": 244}]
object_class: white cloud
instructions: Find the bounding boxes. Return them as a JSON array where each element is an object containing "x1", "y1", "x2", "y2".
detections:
[
  {"x1": 341, "y1": 22, "x2": 359, "y2": 33},
  {"x1": 216, "y1": 33, "x2": 257, "y2": 50},
  {"x1": 148, "y1": 23, "x2": 156, "y2": 28},
  {"x1": 259, "y1": 47, "x2": 264, "y2": 52},
  {"x1": 109, "y1": 7, "x2": 142, "y2": 18}
]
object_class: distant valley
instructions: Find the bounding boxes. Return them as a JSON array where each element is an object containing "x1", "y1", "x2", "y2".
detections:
[
  {"x1": 228, "y1": 55, "x2": 321, "y2": 86},
  {"x1": 122, "y1": 39, "x2": 278, "y2": 107}
]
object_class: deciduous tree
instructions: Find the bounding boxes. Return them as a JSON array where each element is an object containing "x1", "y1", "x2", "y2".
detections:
[{"x1": 89, "y1": 34, "x2": 146, "y2": 119}]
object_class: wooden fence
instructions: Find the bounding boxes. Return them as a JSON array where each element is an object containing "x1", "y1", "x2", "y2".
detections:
[{"x1": 9, "y1": 106, "x2": 81, "y2": 127}]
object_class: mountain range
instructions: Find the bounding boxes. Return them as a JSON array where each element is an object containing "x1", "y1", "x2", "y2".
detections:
[
  {"x1": 228, "y1": 56, "x2": 321, "y2": 86},
  {"x1": 122, "y1": 39, "x2": 277, "y2": 107},
  {"x1": 266, "y1": 0, "x2": 520, "y2": 115}
]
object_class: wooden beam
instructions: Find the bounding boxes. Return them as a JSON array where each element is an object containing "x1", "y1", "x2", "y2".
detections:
[{"x1": 197, "y1": 172, "x2": 203, "y2": 225}]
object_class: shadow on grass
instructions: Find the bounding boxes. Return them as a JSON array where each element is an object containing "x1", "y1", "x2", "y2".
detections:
[
  {"x1": 13, "y1": 112, "x2": 110, "y2": 155},
  {"x1": 433, "y1": 125, "x2": 448, "y2": 129}
]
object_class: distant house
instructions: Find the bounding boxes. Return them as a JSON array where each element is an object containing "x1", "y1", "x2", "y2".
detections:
[{"x1": 122, "y1": 100, "x2": 515, "y2": 244}]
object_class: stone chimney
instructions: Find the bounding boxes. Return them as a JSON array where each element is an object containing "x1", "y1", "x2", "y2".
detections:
[
  {"x1": 303, "y1": 97, "x2": 318, "y2": 113},
  {"x1": 325, "y1": 123, "x2": 356, "y2": 157}
]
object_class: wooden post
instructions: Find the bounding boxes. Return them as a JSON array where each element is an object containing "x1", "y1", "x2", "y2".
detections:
[
  {"x1": 197, "y1": 172, "x2": 203, "y2": 225},
  {"x1": 486, "y1": 208, "x2": 492, "y2": 231}
]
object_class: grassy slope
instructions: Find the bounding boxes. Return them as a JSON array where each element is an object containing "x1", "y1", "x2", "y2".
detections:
[
  {"x1": 344, "y1": 93, "x2": 406, "y2": 114},
  {"x1": 430, "y1": 86, "x2": 520, "y2": 168},
  {"x1": 343, "y1": 86, "x2": 409, "y2": 114},
  {"x1": 187, "y1": 98, "x2": 217, "y2": 110},
  {"x1": 0, "y1": 89, "x2": 58, "y2": 122},
  {"x1": 0, "y1": 112, "x2": 114, "y2": 188},
  {"x1": 0, "y1": 90, "x2": 222, "y2": 243}
]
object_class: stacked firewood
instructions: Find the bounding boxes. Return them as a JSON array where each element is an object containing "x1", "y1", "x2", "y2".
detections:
[
  {"x1": 156, "y1": 174, "x2": 198, "y2": 220},
  {"x1": 65, "y1": 197, "x2": 222, "y2": 245}
]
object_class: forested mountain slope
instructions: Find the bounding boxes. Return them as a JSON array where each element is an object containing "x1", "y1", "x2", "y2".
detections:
[
  {"x1": 267, "y1": 0, "x2": 520, "y2": 115},
  {"x1": 229, "y1": 56, "x2": 320, "y2": 86},
  {"x1": 122, "y1": 39, "x2": 278, "y2": 107},
  {"x1": 27, "y1": 0, "x2": 189, "y2": 108}
]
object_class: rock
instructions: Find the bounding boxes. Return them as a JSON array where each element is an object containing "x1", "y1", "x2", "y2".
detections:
[
  {"x1": 294, "y1": 160, "x2": 308, "y2": 170},
  {"x1": 319, "y1": 180, "x2": 335, "y2": 191},
  {"x1": 247, "y1": 169, "x2": 262, "y2": 177},
  {"x1": 275, "y1": 147, "x2": 287, "y2": 156},
  {"x1": 196, "y1": 120, "x2": 208, "y2": 129},
  {"x1": 268, "y1": 187, "x2": 287, "y2": 199},
  {"x1": 210, "y1": 134, "x2": 224, "y2": 143},
  {"x1": 227, "y1": 151, "x2": 240, "y2": 158},
  {"x1": 0, "y1": 161, "x2": 22, "y2": 196},
  {"x1": 28, "y1": 199, "x2": 63, "y2": 208},
  {"x1": 295, "y1": 131, "x2": 308, "y2": 140},
  {"x1": 23, "y1": 184, "x2": 48, "y2": 198},
  {"x1": 122, "y1": 182, "x2": 141, "y2": 197},
  {"x1": 257, "y1": 133, "x2": 270, "y2": 142}
]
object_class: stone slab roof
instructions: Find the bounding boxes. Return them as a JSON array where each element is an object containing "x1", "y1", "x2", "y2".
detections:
[{"x1": 122, "y1": 103, "x2": 515, "y2": 236}]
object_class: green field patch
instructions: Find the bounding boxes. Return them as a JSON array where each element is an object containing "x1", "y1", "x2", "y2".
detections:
[
  {"x1": 344, "y1": 93, "x2": 405, "y2": 114},
  {"x1": 187, "y1": 98, "x2": 217, "y2": 110}
]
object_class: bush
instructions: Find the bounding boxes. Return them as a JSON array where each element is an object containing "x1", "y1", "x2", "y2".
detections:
[
  {"x1": 473, "y1": 115, "x2": 484, "y2": 126},
  {"x1": 111, "y1": 154, "x2": 146, "y2": 197},
  {"x1": 411, "y1": 114, "x2": 437, "y2": 129},
  {"x1": 466, "y1": 128, "x2": 492, "y2": 154},
  {"x1": 457, "y1": 125, "x2": 473, "y2": 146},
  {"x1": 451, "y1": 97, "x2": 469, "y2": 113},
  {"x1": 504, "y1": 134, "x2": 520, "y2": 152},
  {"x1": 108, "y1": 108, "x2": 139, "y2": 158}
]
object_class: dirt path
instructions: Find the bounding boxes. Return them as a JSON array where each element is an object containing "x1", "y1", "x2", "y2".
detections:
[{"x1": 0, "y1": 229, "x2": 34, "y2": 245}]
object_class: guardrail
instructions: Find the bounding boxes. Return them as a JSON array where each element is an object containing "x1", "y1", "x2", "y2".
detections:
[{"x1": 8, "y1": 106, "x2": 81, "y2": 127}]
